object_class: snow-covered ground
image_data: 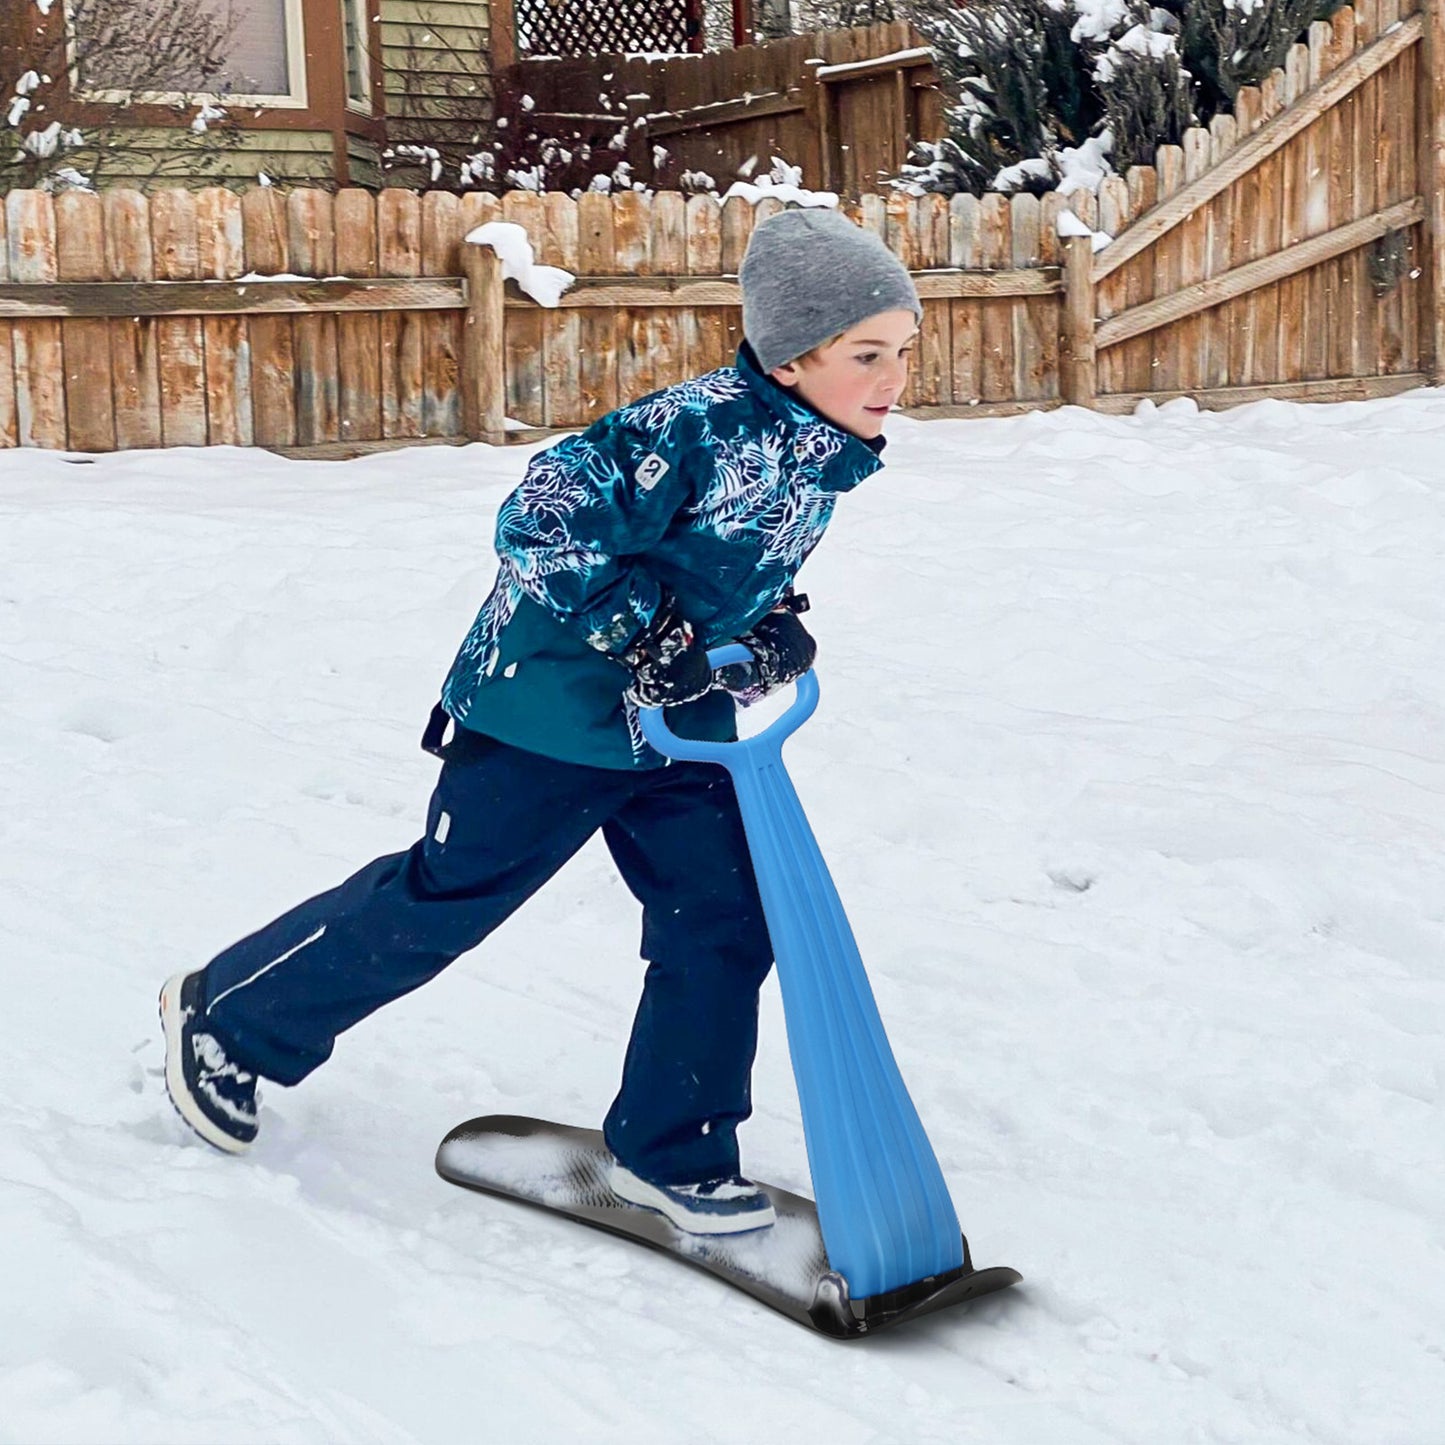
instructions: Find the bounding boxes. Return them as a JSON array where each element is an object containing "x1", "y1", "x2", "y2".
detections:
[{"x1": 3, "y1": 392, "x2": 1443, "y2": 1444}]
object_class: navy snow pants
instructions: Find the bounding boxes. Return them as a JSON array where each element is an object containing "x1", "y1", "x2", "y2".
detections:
[{"x1": 198, "y1": 726, "x2": 774, "y2": 1185}]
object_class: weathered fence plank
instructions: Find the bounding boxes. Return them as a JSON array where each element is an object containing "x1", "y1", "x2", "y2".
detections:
[
  {"x1": 1151, "y1": 147, "x2": 1185, "y2": 392},
  {"x1": 948, "y1": 193, "x2": 982, "y2": 406},
  {"x1": 378, "y1": 188, "x2": 424, "y2": 439},
  {"x1": 1422, "y1": 0, "x2": 1445, "y2": 376},
  {"x1": 577, "y1": 191, "x2": 619, "y2": 419},
  {"x1": 613, "y1": 190, "x2": 655, "y2": 411},
  {"x1": 651, "y1": 191, "x2": 687, "y2": 393},
  {"x1": 1094, "y1": 371, "x2": 1426, "y2": 413},
  {"x1": 1251, "y1": 72, "x2": 1284, "y2": 386},
  {"x1": 1010, "y1": 194, "x2": 1052, "y2": 400},
  {"x1": 1324, "y1": 10, "x2": 1359, "y2": 380},
  {"x1": 1122, "y1": 164, "x2": 1158, "y2": 393},
  {"x1": 1378, "y1": 41, "x2": 1407, "y2": 372},
  {"x1": 1303, "y1": 22, "x2": 1337, "y2": 381},
  {"x1": 289, "y1": 189, "x2": 340, "y2": 446},
  {"x1": 55, "y1": 191, "x2": 115, "y2": 453},
  {"x1": 242, "y1": 187, "x2": 296, "y2": 447},
  {"x1": 422, "y1": 190, "x2": 464, "y2": 436},
  {"x1": 1389, "y1": 37, "x2": 1421, "y2": 372},
  {"x1": 685, "y1": 194, "x2": 727, "y2": 378},
  {"x1": 196, "y1": 186, "x2": 252, "y2": 448},
  {"x1": 1227, "y1": 88, "x2": 1263, "y2": 384},
  {"x1": 152, "y1": 189, "x2": 209, "y2": 448},
  {"x1": 500, "y1": 190, "x2": 546, "y2": 428},
  {"x1": 913, "y1": 193, "x2": 951, "y2": 406},
  {"x1": 103, "y1": 189, "x2": 162, "y2": 450},
  {"x1": 1205, "y1": 113, "x2": 1239, "y2": 389},
  {"x1": 7, "y1": 191, "x2": 66, "y2": 448},
  {"x1": 542, "y1": 191, "x2": 583, "y2": 426},
  {"x1": 718, "y1": 195, "x2": 754, "y2": 364},
  {"x1": 1096, "y1": 175, "x2": 1129, "y2": 394},
  {"x1": 979, "y1": 195, "x2": 1014, "y2": 402},
  {"x1": 0, "y1": 199, "x2": 15, "y2": 448},
  {"x1": 18, "y1": 222, "x2": 61, "y2": 448},
  {"x1": 334, "y1": 188, "x2": 383, "y2": 444},
  {"x1": 1176, "y1": 129, "x2": 1212, "y2": 393}
]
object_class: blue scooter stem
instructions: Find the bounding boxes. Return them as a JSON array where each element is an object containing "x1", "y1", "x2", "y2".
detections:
[{"x1": 640, "y1": 647, "x2": 963, "y2": 1299}]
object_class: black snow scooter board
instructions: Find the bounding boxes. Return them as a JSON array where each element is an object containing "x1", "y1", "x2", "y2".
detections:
[{"x1": 436, "y1": 1115, "x2": 1022, "y2": 1339}]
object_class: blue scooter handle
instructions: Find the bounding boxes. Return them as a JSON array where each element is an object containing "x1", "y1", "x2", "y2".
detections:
[
  {"x1": 638, "y1": 643, "x2": 819, "y2": 762},
  {"x1": 638, "y1": 645, "x2": 965, "y2": 1297}
]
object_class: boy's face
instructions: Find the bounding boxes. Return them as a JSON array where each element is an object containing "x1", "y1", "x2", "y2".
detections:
[{"x1": 768, "y1": 310, "x2": 918, "y2": 440}]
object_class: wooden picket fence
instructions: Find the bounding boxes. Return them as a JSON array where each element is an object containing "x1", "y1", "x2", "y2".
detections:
[{"x1": 0, "y1": 0, "x2": 1443, "y2": 453}]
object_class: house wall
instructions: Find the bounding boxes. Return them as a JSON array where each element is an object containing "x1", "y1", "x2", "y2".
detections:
[
  {"x1": 82, "y1": 129, "x2": 341, "y2": 191},
  {"x1": 379, "y1": 0, "x2": 494, "y2": 164},
  {"x1": 347, "y1": 136, "x2": 386, "y2": 189},
  {"x1": 2, "y1": 0, "x2": 388, "y2": 191}
]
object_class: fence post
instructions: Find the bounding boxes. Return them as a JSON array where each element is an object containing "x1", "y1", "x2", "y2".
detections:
[
  {"x1": 733, "y1": 0, "x2": 755, "y2": 47},
  {"x1": 1423, "y1": 0, "x2": 1445, "y2": 382},
  {"x1": 489, "y1": 0, "x2": 515, "y2": 70},
  {"x1": 461, "y1": 241, "x2": 506, "y2": 444},
  {"x1": 1060, "y1": 233, "x2": 1096, "y2": 407}
]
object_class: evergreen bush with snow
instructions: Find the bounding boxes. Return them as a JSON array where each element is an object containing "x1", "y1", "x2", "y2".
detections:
[{"x1": 901, "y1": 0, "x2": 1347, "y2": 198}]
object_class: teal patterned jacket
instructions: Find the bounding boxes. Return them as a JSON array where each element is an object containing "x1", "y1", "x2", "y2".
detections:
[{"x1": 440, "y1": 345, "x2": 886, "y2": 769}]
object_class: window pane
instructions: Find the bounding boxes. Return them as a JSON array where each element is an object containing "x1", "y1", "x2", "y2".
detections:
[
  {"x1": 342, "y1": 0, "x2": 370, "y2": 106},
  {"x1": 73, "y1": 0, "x2": 292, "y2": 97},
  {"x1": 221, "y1": 0, "x2": 291, "y2": 95}
]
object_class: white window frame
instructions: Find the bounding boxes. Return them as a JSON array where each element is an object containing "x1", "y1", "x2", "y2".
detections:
[
  {"x1": 341, "y1": 0, "x2": 374, "y2": 113},
  {"x1": 67, "y1": 0, "x2": 310, "y2": 110}
]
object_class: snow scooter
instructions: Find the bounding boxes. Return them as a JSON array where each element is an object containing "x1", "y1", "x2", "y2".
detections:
[{"x1": 436, "y1": 647, "x2": 1020, "y2": 1338}]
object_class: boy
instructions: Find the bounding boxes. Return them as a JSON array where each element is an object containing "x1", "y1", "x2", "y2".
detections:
[{"x1": 160, "y1": 206, "x2": 921, "y2": 1236}]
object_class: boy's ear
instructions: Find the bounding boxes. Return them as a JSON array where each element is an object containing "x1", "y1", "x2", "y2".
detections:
[{"x1": 769, "y1": 359, "x2": 802, "y2": 389}]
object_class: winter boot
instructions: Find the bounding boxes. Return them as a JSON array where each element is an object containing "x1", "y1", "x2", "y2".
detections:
[
  {"x1": 159, "y1": 971, "x2": 260, "y2": 1153},
  {"x1": 608, "y1": 1162, "x2": 776, "y2": 1235}
]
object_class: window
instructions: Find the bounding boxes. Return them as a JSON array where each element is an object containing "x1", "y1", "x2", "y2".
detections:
[
  {"x1": 69, "y1": 0, "x2": 308, "y2": 107},
  {"x1": 341, "y1": 0, "x2": 372, "y2": 111}
]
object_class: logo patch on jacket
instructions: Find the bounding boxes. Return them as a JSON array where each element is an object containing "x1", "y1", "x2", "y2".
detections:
[{"x1": 635, "y1": 453, "x2": 670, "y2": 490}]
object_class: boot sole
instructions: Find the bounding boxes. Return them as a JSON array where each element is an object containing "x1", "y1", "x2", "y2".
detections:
[
  {"x1": 608, "y1": 1165, "x2": 776, "y2": 1235},
  {"x1": 159, "y1": 973, "x2": 253, "y2": 1156}
]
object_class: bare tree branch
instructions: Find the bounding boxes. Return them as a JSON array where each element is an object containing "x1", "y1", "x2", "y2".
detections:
[{"x1": 2, "y1": 0, "x2": 247, "y2": 193}]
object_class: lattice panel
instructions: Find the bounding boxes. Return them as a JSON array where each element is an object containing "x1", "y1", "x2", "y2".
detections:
[{"x1": 515, "y1": 0, "x2": 703, "y2": 57}]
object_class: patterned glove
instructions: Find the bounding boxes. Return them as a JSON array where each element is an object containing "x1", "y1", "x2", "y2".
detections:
[
  {"x1": 622, "y1": 597, "x2": 715, "y2": 708},
  {"x1": 719, "y1": 605, "x2": 817, "y2": 706}
]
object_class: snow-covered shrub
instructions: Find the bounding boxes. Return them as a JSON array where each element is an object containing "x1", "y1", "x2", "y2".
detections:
[
  {"x1": 1096, "y1": 9, "x2": 1194, "y2": 166},
  {"x1": 901, "y1": 0, "x2": 1189, "y2": 195},
  {"x1": 900, "y1": 0, "x2": 1346, "y2": 197},
  {"x1": 1172, "y1": 0, "x2": 1341, "y2": 110}
]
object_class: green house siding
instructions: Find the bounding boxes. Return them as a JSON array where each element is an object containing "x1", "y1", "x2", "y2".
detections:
[
  {"x1": 85, "y1": 127, "x2": 338, "y2": 191},
  {"x1": 380, "y1": 0, "x2": 493, "y2": 156},
  {"x1": 347, "y1": 135, "x2": 385, "y2": 189}
]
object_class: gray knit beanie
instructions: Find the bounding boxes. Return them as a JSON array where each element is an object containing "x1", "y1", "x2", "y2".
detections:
[{"x1": 740, "y1": 207, "x2": 922, "y2": 373}]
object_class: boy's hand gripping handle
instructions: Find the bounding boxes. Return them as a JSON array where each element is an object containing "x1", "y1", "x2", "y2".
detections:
[{"x1": 637, "y1": 644, "x2": 819, "y2": 761}]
